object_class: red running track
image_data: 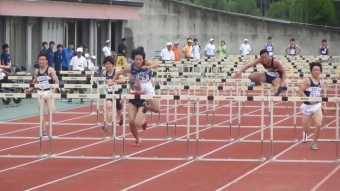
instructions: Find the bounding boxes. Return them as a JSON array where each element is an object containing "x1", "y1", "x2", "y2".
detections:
[{"x1": 0, "y1": 100, "x2": 339, "y2": 191}]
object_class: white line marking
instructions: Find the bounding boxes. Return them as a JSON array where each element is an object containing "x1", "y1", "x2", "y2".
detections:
[
  {"x1": 216, "y1": 118, "x2": 337, "y2": 191},
  {"x1": 310, "y1": 165, "x2": 340, "y2": 191},
  {"x1": 0, "y1": 101, "x2": 236, "y2": 173},
  {"x1": 121, "y1": 103, "x2": 291, "y2": 191},
  {"x1": 0, "y1": 104, "x2": 90, "y2": 122},
  {"x1": 0, "y1": 105, "x2": 93, "y2": 136},
  {"x1": 24, "y1": 102, "x2": 280, "y2": 191}
]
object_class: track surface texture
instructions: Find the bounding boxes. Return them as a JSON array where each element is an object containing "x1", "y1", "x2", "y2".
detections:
[{"x1": 0, "y1": 97, "x2": 339, "y2": 191}]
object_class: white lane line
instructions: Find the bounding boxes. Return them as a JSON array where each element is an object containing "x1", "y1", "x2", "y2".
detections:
[
  {"x1": 24, "y1": 102, "x2": 280, "y2": 191},
  {"x1": 216, "y1": 118, "x2": 337, "y2": 191},
  {"x1": 0, "y1": 101, "x2": 237, "y2": 174},
  {"x1": 121, "y1": 103, "x2": 291, "y2": 191},
  {"x1": 310, "y1": 165, "x2": 340, "y2": 191}
]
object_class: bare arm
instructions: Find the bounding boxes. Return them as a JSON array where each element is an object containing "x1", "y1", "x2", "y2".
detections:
[
  {"x1": 318, "y1": 46, "x2": 321, "y2": 56},
  {"x1": 285, "y1": 46, "x2": 290, "y2": 55},
  {"x1": 327, "y1": 46, "x2": 330, "y2": 55},
  {"x1": 238, "y1": 59, "x2": 260, "y2": 73},
  {"x1": 49, "y1": 67, "x2": 59, "y2": 93},
  {"x1": 143, "y1": 60, "x2": 160, "y2": 69},
  {"x1": 235, "y1": 58, "x2": 260, "y2": 78},
  {"x1": 112, "y1": 66, "x2": 131, "y2": 82},
  {"x1": 299, "y1": 78, "x2": 310, "y2": 97},
  {"x1": 274, "y1": 59, "x2": 286, "y2": 86},
  {"x1": 115, "y1": 69, "x2": 126, "y2": 84},
  {"x1": 25, "y1": 70, "x2": 38, "y2": 93},
  {"x1": 296, "y1": 45, "x2": 301, "y2": 55}
]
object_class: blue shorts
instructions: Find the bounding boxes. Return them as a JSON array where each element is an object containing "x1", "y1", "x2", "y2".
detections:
[{"x1": 265, "y1": 72, "x2": 282, "y2": 84}]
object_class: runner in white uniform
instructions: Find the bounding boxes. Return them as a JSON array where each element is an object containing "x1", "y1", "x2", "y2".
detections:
[
  {"x1": 111, "y1": 47, "x2": 160, "y2": 146},
  {"x1": 235, "y1": 49, "x2": 286, "y2": 96},
  {"x1": 299, "y1": 62, "x2": 324, "y2": 150},
  {"x1": 25, "y1": 54, "x2": 59, "y2": 136}
]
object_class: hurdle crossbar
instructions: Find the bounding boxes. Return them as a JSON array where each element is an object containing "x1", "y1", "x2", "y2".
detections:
[
  {"x1": 122, "y1": 156, "x2": 194, "y2": 161},
  {"x1": 0, "y1": 154, "x2": 49, "y2": 159},
  {"x1": 50, "y1": 155, "x2": 121, "y2": 160}
]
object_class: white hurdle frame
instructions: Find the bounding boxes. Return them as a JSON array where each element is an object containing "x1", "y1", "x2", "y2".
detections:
[{"x1": 0, "y1": 93, "x2": 338, "y2": 163}]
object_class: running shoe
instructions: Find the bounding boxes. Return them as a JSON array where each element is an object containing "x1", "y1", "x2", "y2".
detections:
[
  {"x1": 311, "y1": 143, "x2": 318, "y2": 150},
  {"x1": 129, "y1": 77, "x2": 136, "y2": 92},
  {"x1": 133, "y1": 140, "x2": 141, "y2": 147},
  {"x1": 102, "y1": 123, "x2": 109, "y2": 132},
  {"x1": 142, "y1": 102, "x2": 148, "y2": 113},
  {"x1": 42, "y1": 131, "x2": 47, "y2": 137},
  {"x1": 275, "y1": 86, "x2": 283, "y2": 96},
  {"x1": 303, "y1": 132, "x2": 308, "y2": 143},
  {"x1": 248, "y1": 82, "x2": 256, "y2": 87}
]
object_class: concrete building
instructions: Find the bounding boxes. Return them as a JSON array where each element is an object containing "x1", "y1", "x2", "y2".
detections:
[
  {"x1": 0, "y1": 0, "x2": 143, "y2": 72},
  {"x1": 1, "y1": 0, "x2": 340, "y2": 71}
]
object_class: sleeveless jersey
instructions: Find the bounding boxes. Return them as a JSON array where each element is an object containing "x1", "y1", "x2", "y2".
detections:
[
  {"x1": 130, "y1": 61, "x2": 153, "y2": 84},
  {"x1": 320, "y1": 46, "x2": 328, "y2": 55},
  {"x1": 262, "y1": 57, "x2": 282, "y2": 77},
  {"x1": 266, "y1": 43, "x2": 273, "y2": 53},
  {"x1": 106, "y1": 69, "x2": 121, "y2": 94},
  {"x1": 36, "y1": 67, "x2": 53, "y2": 91},
  {"x1": 303, "y1": 77, "x2": 321, "y2": 105},
  {"x1": 289, "y1": 45, "x2": 296, "y2": 55}
]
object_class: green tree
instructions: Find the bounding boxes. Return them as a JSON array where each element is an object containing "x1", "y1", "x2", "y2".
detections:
[
  {"x1": 265, "y1": 0, "x2": 295, "y2": 20},
  {"x1": 290, "y1": 0, "x2": 335, "y2": 25},
  {"x1": 226, "y1": 0, "x2": 261, "y2": 16}
]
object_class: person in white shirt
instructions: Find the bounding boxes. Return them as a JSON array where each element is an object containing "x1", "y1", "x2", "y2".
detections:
[
  {"x1": 205, "y1": 38, "x2": 216, "y2": 57},
  {"x1": 159, "y1": 42, "x2": 175, "y2": 61},
  {"x1": 204, "y1": 38, "x2": 216, "y2": 73},
  {"x1": 87, "y1": 56, "x2": 96, "y2": 71},
  {"x1": 102, "y1": 40, "x2": 112, "y2": 58},
  {"x1": 192, "y1": 38, "x2": 201, "y2": 59},
  {"x1": 239, "y1": 39, "x2": 252, "y2": 56},
  {"x1": 68, "y1": 48, "x2": 88, "y2": 103}
]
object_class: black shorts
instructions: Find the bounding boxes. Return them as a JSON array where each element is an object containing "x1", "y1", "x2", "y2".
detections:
[
  {"x1": 264, "y1": 72, "x2": 282, "y2": 84},
  {"x1": 106, "y1": 99, "x2": 123, "y2": 110},
  {"x1": 129, "y1": 99, "x2": 145, "y2": 108}
]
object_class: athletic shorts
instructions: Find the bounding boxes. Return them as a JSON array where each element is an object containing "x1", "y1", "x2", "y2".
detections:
[
  {"x1": 129, "y1": 99, "x2": 145, "y2": 108},
  {"x1": 300, "y1": 102, "x2": 321, "y2": 115},
  {"x1": 106, "y1": 98, "x2": 123, "y2": 110},
  {"x1": 264, "y1": 71, "x2": 282, "y2": 84}
]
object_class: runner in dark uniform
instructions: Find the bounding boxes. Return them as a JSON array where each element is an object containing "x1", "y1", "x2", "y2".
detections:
[
  {"x1": 235, "y1": 49, "x2": 286, "y2": 96},
  {"x1": 25, "y1": 54, "x2": 59, "y2": 136},
  {"x1": 102, "y1": 57, "x2": 125, "y2": 132}
]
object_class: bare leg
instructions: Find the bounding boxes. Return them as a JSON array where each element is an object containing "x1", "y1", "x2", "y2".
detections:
[
  {"x1": 248, "y1": 72, "x2": 267, "y2": 86},
  {"x1": 143, "y1": 99, "x2": 160, "y2": 113},
  {"x1": 128, "y1": 103, "x2": 139, "y2": 142},
  {"x1": 302, "y1": 114, "x2": 311, "y2": 143},
  {"x1": 302, "y1": 114, "x2": 311, "y2": 133},
  {"x1": 312, "y1": 106, "x2": 323, "y2": 147},
  {"x1": 272, "y1": 77, "x2": 283, "y2": 96},
  {"x1": 135, "y1": 107, "x2": 146, "y2": 127},
  {"x1": 46, "y1": 98, "x2": 56, "y2": 134},
  {"x1": 105, "y1": 100, "x2": 113, "y2": 124}
]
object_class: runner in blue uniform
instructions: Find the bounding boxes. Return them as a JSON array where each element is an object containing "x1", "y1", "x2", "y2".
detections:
[
  {"x1": 264, "y1": 37, "x2": 274, "y2": 56},
  {"x1": 299, "y1": 62, "x2": 324, "y2": 150},
  {"x1": 102, "y1": 57, "x2": 125, "y2": 132},
  {"x1": 111, "y1": 47, "x2": 159, "y2": 146},
  {"x1": 235, "y1": 49, "x2": 286, "y2": 96},
  {"x1": 25, "y1": 54, "x2": 59, "y2": 136}
]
